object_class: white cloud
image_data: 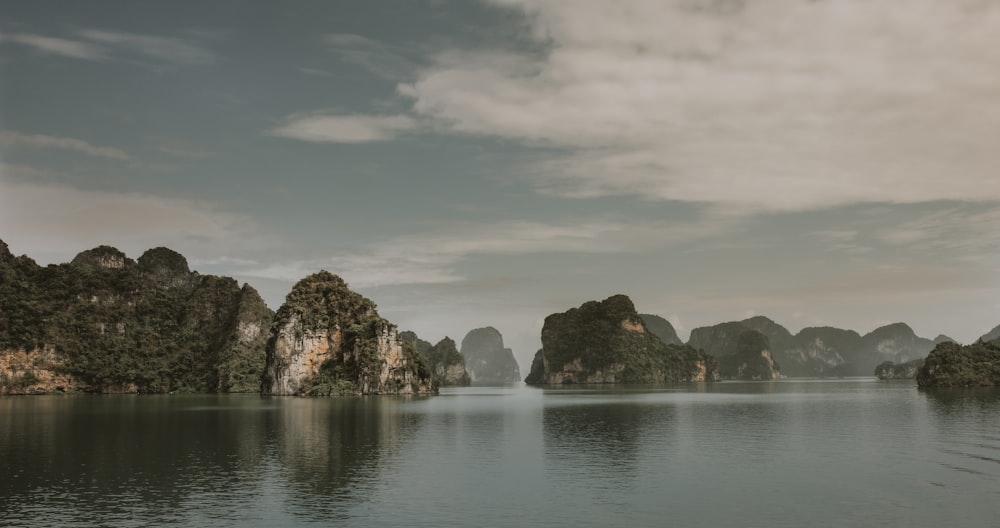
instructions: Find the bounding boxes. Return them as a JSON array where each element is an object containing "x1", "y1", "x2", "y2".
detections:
[
  {"x1": 1, "y1": 33, "x2": 105, "y2": 60},
  {"x1": 242, "y1": 215, "x2": 736, "y2": 287},
  {"x1": 0, "y1": 162, "x2": 55, "y2": 180},
  {"x1": 0, "y1": 131, "x2": 129, "y2": 160},
  {"x1": 270, "y1": 113, "x2": 416, "y2": 143},
  {"x1": 397, "y1": 0, "x2": 1000, "y2": 210},
  {"x1": 877, "y1": 205, "x2": 1000, "y2": 255},
  {"x1": 0, "y1": 29, "x2": 216, "y2": 65},
  {"x1": 811, "y1": 229, "x2": 872, "y2": 255},
  {"x1": 79, "y1": 29, "x2": 216, "y2": 65},
  {"x1": 325, "y1": 33, "x2": 420, "y2": 80},
  {"x1": 0, "y1": 179, "x2": 266, "y2": 264}
]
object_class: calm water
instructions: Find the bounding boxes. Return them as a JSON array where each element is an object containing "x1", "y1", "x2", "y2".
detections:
[{"x1": 2, "y1": 380, "x2": 999, "y2": 527}]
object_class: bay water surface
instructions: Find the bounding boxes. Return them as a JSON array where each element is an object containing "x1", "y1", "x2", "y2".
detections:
[{"x1": 2, "y1": 379, "x2": 999, "y2": 527}]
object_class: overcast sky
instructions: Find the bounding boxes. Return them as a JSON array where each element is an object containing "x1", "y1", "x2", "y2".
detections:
[{"x1": 2, "y1": 0, "x2": 999, "y2": 370}]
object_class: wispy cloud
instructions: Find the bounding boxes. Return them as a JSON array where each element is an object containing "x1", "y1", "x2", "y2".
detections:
[
  {"x1": 0, "y1": 33, "x2": 105, "y2": 60},
  {"x1": 0, "y1": 28, "x2": 216, "y2": 65},
  {"x1": 395, "y1": 0, "x2": 1000, "y2": 210},
  {"x1": 325, "y1": 33, "x2": 420, "y2": 80},
  {"x1": 0, "y1": 178, "x2": 268, "y2": 264},
  {"x1": 270, "y1": 113, "x2": 416, "y2": 143},
  {"x1": 877, "y1": 205, "x2": 1000, "y2": 256},
  {"x1": 242, "y1": 215, "x2": 737, "y2": 286},
  {"x1": 78, "y1": 29, "x2": 216, "y2": 65},
  {"x1": 297, "y1": 66, "x2": 333, "y2": 77},
  {"x1": 0, "y1": 130, "x2": 129, "y2": 160},
  {"x1": 810, "y1": 229, "x2": 872, "y2": 255}
]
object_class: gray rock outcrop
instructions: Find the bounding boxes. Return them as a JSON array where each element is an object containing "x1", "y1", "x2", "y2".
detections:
[
  {"x1": 874, "y1": 359, "x2": 924, "y2": 380},
  {"x1": 425, "y1": 337, "x2": 471, "y2": 386},
  {"x1": 639, "y1": 314, "x2": 683, "y2": 345},
  {"x1": 261, "y1": 271, "x2": 436, "y2": 396},
  {"x1": 526, "y1": 295, "x2": 718, "y2": 384},
  {"x1": 461, "y1": 327, "x2": 521, "y2": 384}
]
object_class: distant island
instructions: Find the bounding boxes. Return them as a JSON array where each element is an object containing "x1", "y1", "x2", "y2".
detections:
[
  {"x1": 916, "y1": 339, "x2": 1000, "y2": 388},
  {"x1": 0, "y1": 241, "x2": 272, "y2": 394},
  {"x1": 461, "y1": 327, "x2": 521, "y2": 384},
  {"x1": 874, "y1": 359, "x2": 925, "y2": 380},
  {"x1": 687, "y1": 317, "x2": 945, "y2": 378},
  {"x1": 260, "y1": 271, "x2": 436, "y2": 396},
  {"x1": 400, "y1": 332, "x2": 471, "y2": 387},
  {"x1": 0, "y1": 241, "x2": 513, "y2": 395},
  {"x1": 3, "y1": 239, "x2": 1000, "y2": 394},
  {"x1": 524, "y1": 294, "x2": 718, "y2": 384}
]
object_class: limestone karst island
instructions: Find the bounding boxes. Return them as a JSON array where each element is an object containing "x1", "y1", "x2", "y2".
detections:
[{"x1": 1, "y1": 239, "x2": 999, "y2": 394}]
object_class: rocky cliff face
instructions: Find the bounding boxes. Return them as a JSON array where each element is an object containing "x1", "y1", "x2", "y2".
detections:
[
  {"x1": 917, "y1": 340, "x2": 1000, "y2": 387},
  {"x1": 138, "y1": 247, "x2": 199, "y2": 289},
  {"x1": 689, "y1": 318, "x2": 938, "y2": 377},
  {"x1": 688, "y1": 321, "x2": 749, "y2": 360},
  {"x1": 0, "y1": 240, "x2": 273, "y2": 394},
  {"x1": 71, "y1": 245, "x2": 129, "y2": 270},
  {"x1": 741, "y1": 316, "x2": 795, "y2": 354},
  {"x1": 525, "y1": 348, "x2": 545, "y2": 385},
  {"x1": 980, "y1": 324, "x2": 1000, "y2": 345},
  {"x1": 874, "y1": 358, "x2": 924, "y2": 380},
  {"x1": 0, "y1": 346, "x2": 82, "y2": 395},
  {"x1": 261, "y1": 271, "x2": 436, "y2": 396},
  {"x1": 425, "y1": 337, "x2": 471, "y2": 386},
  {"x1": 399, "y1": 331, "x2": 470, "y2": 386},
  {"x1": 526, "y1": 295, "x2": 718, "y2": 384},
  {"x1": 727, "y1": 330, "x2": 782, "y2": 380},
  {"x1": 778, "y1": 321, "x2": 936, "y2": 378},
  {"x1": 687, "y1": 321, "x2": 783, "y2": 379},
  {"x1": 858, "y1": 322, "x2": 935, "y2": 373},
  {"x1": 460, "y1": 327, "x2": 521, "y2": 384},
  {"x1": 216, "y1": 284, "x2": 273, "y2": 392},
  {"x1": 781, "y1": 323, "x2": 937, "y2": 377},
  {"x1": 778, "y1": 326, "x2": 859, "y2": 377},
  {"x1": 639, "y1": 314, "x2": 682, "y2": 345},
  {"x1": 399, "y1": 331, "x2": 432, "y2": 357}
]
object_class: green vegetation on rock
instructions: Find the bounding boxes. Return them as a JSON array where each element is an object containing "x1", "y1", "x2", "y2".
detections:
[
  {"x1": 741, "y1": 316, "x2": 794, "y2": 355},
  {"x1": 979, "y1": 324, "x2": 1000, "y2": 345},
  {"x1": 0, "y1": 240, "x2": 272, "y2": 394},
  {"x1": 528, "y1": 294, "x2": 718, "y2": 384},
  {"x1": 525, "y1": 348, "x2": 545, "y2": 385},
  {"x1": 639, "y1": 314, "x2": 682, "y2": 345},
  {"x1": 874, "y1": 358, "x2": 924, "y2": 380},
  {"x1": 400, "y1": 331, "x2": 469, "y2": 386},
  {"x1": 216, "y1": 284, "x2": 274, "y2": 392},
  {"x1": 688, "y1": 322, "x2": 781, "y2": 379},
  {"x1": 261, "y1": 271, "x2": 436, "y2": 396},
  {"x1": 399, "y1": 331, "x2": 432, "y2": 357},
  {"x1": 723, "y1": 330, "x2": 781, "y2": 380},
  {"x1": 688, "y1": 317, "x2": 938, "y2": 378},
  {"x1": 916, "y1": 340, "x2": 1000, "y2": 388},
  {"x1": 424, "y1": 337, "x2": 471, "y2": 386},
  {"x1": 779, "y1": 326, "x2": 861, "y2": 377}
]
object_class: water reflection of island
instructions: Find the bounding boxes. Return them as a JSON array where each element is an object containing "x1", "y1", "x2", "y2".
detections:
[
  {"x1": 0, "y1": 395, "x2": 272, "y2": 525},
  {"x1": 271, "y1": 396, "x2": 426, "y2": 521},
  {"x1": 0, "y1": 394, "x2": 428, "y2": 526},
  {"x1": 543, "y1": 400, "x2": 669, "y2": 498}
]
